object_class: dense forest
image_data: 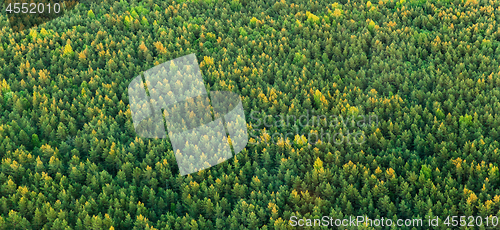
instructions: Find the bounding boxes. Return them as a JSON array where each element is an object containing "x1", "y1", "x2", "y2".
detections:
[{"x1": 1, "y1": 0, "x2": 500, "y2": 229}]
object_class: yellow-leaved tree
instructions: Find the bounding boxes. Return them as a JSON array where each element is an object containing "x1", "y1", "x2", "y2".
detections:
[{"x1": 63, "y1": 40, "x2": 74, "y2": 56}]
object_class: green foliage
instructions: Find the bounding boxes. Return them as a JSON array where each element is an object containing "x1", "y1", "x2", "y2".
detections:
[
  {"x1": 482, "y1": 39, "x2": 492, "y2": 49},
  {"x1": 130, "y1": 10, "x2": 139, "y2": 19},
  {"x1": 239, "y1": 27, "x2": 247, "y2": 37},
  {"x1": 459, "y1": 114, "x2": 473, "y2": 129},
  {"x1": 175, "y1": 15, "x2": 183, "y2": 23},
  {"x1": 31, "y1": 134, "x2": 41, "y2": 148},
  {"x1": 88, "y1": 9, "x2": 95, "y2": 19},
  {"x1": 435, "y1": 108, "x2": 445, "y2": 120},
  {"x1": 313, "y1": 89, "x2": 323, "y2": 108},
  {"x1": 134, "y1": 6, "x2": 149, "y2": 15},
  {"x1": 395, "y1": 0, "x2": 407, "y2": 8},
  {"x1": 0, "y1": 0, "x2": 499, "y2": 229},
  {"x1": 420, "y1": 165, "x2": 432, "y2": 180},
  {"x1": 367, "y1": 19, "x2": 376, "y2": 32},
  {"x1": 230, "y1": 0, "x2": 241, "y2": 11},
  {"x1": 2, "y1": 91, "x2": 13, "y2": 104},
  {"x1": 141, "y1": 17, "x2": 149, "y2": 26},
  {"x1": 293, "y1": 52, "x2": 306, "y2": 64},
  {"x1": 249, "y1": 17, "x2": 258, "y2": 27}
]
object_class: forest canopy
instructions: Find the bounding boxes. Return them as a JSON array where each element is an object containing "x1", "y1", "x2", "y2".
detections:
[{"x1": 0, "y1": 0, "x2": 500, "y2": 229}]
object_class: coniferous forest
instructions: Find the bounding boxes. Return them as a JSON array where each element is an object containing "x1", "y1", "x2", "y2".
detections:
[{"x1": 1, "y1": 0, "x2": 500, "y2": 229}]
